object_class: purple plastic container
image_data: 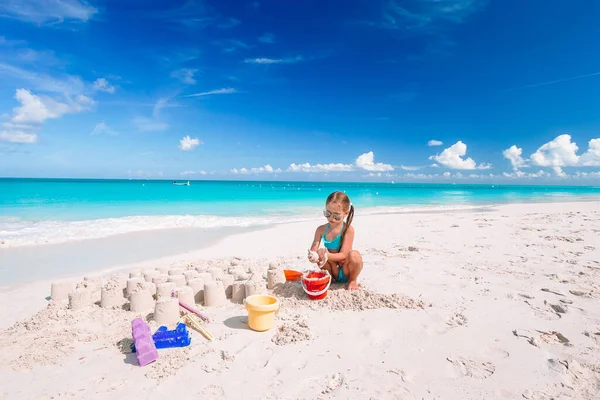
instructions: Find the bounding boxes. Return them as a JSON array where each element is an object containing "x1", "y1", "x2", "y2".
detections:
[{"x1": 131, "y1": 317, "x2": 158, "y2": 366}]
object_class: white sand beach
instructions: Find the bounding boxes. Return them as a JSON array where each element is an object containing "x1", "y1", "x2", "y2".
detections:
[{"x1": 1, "y1": 201, "x2": 599, "y2": 399}]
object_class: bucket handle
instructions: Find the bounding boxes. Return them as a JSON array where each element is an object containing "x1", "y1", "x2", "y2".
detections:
[{"x1": 301, "y1": 273, "x2": 332, "y2": 297}]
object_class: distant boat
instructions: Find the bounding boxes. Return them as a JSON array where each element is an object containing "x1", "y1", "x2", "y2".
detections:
[{"x1": 173, "y1": 181, "x2": 190, "y2": 186}]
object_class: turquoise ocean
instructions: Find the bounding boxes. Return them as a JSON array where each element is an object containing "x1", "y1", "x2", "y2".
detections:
[{"x1": 1, "y1": 178, "x2": 600, "y2": 247}]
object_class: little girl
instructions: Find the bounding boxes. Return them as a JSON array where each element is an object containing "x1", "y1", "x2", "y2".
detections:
[{"x1": 308, "y1": 191, "x2": 363, "y2": 290}]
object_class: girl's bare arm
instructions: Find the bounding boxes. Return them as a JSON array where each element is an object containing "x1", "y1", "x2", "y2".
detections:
[{"x1": 310, "y1": 225, "x2": 324, "y2": 251}]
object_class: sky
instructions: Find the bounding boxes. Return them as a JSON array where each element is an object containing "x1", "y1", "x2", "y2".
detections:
[{"x1": 0, "y1": 0, "x2": 599, "y2": 183}]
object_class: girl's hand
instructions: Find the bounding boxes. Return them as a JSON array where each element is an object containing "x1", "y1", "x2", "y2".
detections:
[
  {"x1": 307, "y1": 249, "x2": 319, "y2": 263},
  {"x1": 317, "y1": 248, "x2": 328, "y2": 268}
]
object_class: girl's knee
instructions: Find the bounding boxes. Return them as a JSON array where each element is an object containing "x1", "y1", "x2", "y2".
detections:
[{"x1": 348, "y1": 250, "x2": 362, "y2": 264}]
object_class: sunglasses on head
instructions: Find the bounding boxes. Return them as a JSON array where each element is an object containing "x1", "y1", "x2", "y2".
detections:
[{"x1": 323, "y1": 209, "x2": 343, "y2": 221}]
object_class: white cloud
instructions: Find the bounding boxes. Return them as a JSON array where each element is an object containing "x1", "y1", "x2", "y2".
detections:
[
  {"x1": 502, "y1": 170, "x2": 549, "y2": 179},
  {"x1": 580, "y1": 138, "x2": 600, "y2": 166},
  {"x1": 429, "y1": 141, "x2": 490, "y2": 170},
  {"x1": 400, "y1": 165, "x2": 421, "y2": 171},
  {"x1": 90, "y1": 122, "x2": 118, "y2": 136},
  {"x1": 355, "y1": 151, "x2": 394, "y2": 171},
  {"x1": 427, "y1": 139, "x2": 443, "y2": 146},
  {"x1": 0, "y1": 63, "x2": 86, "y2": 94},
  {"x1": 185, "y1": 88, "x2": 238, "y2": 97},
  {"x1": 92, "y1": 78, "x2": 116, "y2": 93},
  {"x1": 244, "y1": 56, "x2": 304, "y2": 64},
  {"x1": 12, "y1": 89, "x2": 95, "y2": 124},
  {"x1": 181, "y1": 170, "x2": 207, "y2": 176},
  {"x1": 0, "y1": 88, "x2": 94, "y2": 144},
  {"x1": 502, "y1": 145, "x2": 527, "y2": 170},
  {"x1": 529, "y1": 134, "x2": 579, "y2": 175},
  {"x1": 0, "y1": 0, "x2": 97, "y2": 25},
  {"x1": 287, "y1": 162, "x2": 354, "y2": 173},
  {"x1": 0, "y1": 129, "x2": 37, "y2": 143},
  {"x1": 403, "y1": 173, "x2": 437, "y2": 179},
  {"x1": 132, "y1": 117, "x2": 168, "y2": 132},
  {"x1": 574, "y1": 171, "x2": 600, "y2": 178},
  {"x1": 375, "y1": 0, "x2": 484, "y2": 31},
  {"x1": 443, "y1": 172, "x2": 451, "y2": 177},
  {"x1": 171, "y1": 68, "x2": 199, "y2": 85},
  {"x1": 258, "y1": 33, "x2": 276, "y2": 44},
  {"x1": 131, "y1": 97, "x2": 176, "y2": 132},
  {"x1": 430, "y1": 163, "x2": 439, "y2": 168},
  {"x1": 231, "y1": 165, "x2": 277, "y2": 174},
  {"x1": 179, "y1": 135, "x2": 202, "y2": 151}
]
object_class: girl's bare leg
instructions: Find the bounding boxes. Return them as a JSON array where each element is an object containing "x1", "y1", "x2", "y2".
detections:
[
  {"x1": 322, "y1": 259, "x2": 338, "y2": 280},
  {"x1": 345, "y1": 250, "x2": 363, "y2": 290}
]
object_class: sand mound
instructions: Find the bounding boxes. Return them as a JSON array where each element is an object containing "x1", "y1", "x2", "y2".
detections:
[
  {"x1": 273, "y1": 282, "x2": 428, "y2": 311},
  {"x1": 0, "y1": 301, "x2": 132, "y2": 371},
  {"x1": 272, "y1": 318, "x2": 312, "y2": 345}
]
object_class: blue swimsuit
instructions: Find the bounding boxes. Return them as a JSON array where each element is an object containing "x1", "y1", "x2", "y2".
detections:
[{"x1": 322, "y1": 223, "x2": 348, "y2": 283}]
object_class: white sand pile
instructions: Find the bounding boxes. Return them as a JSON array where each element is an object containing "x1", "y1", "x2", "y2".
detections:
[
  {"x1": 0, "y1": 301, "x2": 131, "y2": 371},
  {"x1": 273, "y1": 283, "x2": 428, "y2": 311},
  {"x1": 272, "y1": 318, "x2": 312, "y2": 345}
]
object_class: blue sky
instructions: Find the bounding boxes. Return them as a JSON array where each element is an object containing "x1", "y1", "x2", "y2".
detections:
[{"x1": 1, "y1": 0, "x2": 599, "y2": 182}]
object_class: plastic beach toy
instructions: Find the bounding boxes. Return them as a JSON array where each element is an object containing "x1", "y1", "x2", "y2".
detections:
[
  {"x1": 284, "y1": 269, "x2": 302, "y2": 281},
  {"x1": 244, "y1": 294, "x2": 280, "y2": 332},
  {"x1": 131, "y1": 318, "x2": 158, "y2": 367},
  {"x1": 153, "y1": 323, "x2": 191, "y2": 349},
  {"x1": 301, "y1": 270, "x2": 331, "y2": 300}
]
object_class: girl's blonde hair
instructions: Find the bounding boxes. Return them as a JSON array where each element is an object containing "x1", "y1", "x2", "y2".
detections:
[{"x1": 326, "y1": 191, "x2": 354, "y2": 246}]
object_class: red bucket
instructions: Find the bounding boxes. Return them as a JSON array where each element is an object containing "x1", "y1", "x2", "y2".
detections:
[{"x1": 301, "y1": 270, "x2": 332, "y2": 300}]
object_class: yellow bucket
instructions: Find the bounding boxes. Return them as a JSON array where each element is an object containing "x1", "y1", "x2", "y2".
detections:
[{"x1": 243, "y1": 295, "x2": 280, "y2": 332}]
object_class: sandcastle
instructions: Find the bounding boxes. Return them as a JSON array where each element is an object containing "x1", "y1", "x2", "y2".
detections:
[
  {"x1": 129, "y1": 269, "x2": 143, "y2": 278},
  {"x1": 204, "y1": 281, "x2": 226, "y2": 307},
  {"x1": 156, "y1": 282, "x2": 176, "y2": 300},
  {"x1": 167, "y1": 275, "x2": 186, "y2": 287},
  {"x1": 112, "y1": 274, "x2": 129, "y2": 291},
  {"x1": 143, "y1": 269, "x2": 160, "y2": 282},
  {"x1": 154, "y1": 298, "x2": 180, "y2": 327},
  {"x1": 157, "y1": 266, "x2": 169, "y2": 275},
  {"x1": 195, "y1": 265, "x2": 208, "y2": 273},
  {"x1": 244, "y1": 280, "x2": 267, "y2": 297},
  {"x1": 219, "y1": 274, "x2": 234, "y2": 299},
  {"x1": 173, "y1": 286, "x2": 195, "y2": 306},
  {"x1": 126, "y1": 278, "x2": 145, "y2": 297},
  {"x1": 231, "y1": 281, "x2": 246, "y2": 303},
  {"x1": 152, "y1": 275, "x2": 169, "y2": 286},
  {"x1": 129, "y1": 288, "x2": 154, "y2": 313},
  {"x1": 187, "y1": 278, "x2": 205, "y2": 304},
  {"x1": 208, "y1": 267, "x2": 223, "y2": 280},
  {"x1": 182, "y1": 270, "x2": 199, "y2": 283},
  {"x1": 77, "y1": 277, "x2": 101, "y2": 292},
  {"x1": 197, "y1": 272, "x2": 212, "y2": 283},
  {"x1": 231, "y1": 267, "x2": 249, "y2": 281},
  {"x1": 68, "y1": 288, "x2": 93, "y2": 310},
  {"x1": 100, "y1": 287, "x2": 124, "y2": 308},
  {"x1": 50, "y1": 281, "x2": 72, "y2": 302},
  {"x1": 267, "y1": 269, "x2": 286, "y2": 290}
]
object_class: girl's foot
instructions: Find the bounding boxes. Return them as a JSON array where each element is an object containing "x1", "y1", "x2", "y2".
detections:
[{"x1": 347, "y1": 281, "x2": 360, "y2": 290}]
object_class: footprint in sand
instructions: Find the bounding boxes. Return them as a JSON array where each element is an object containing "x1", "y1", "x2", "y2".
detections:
[
  {"x1": 524, "y1": 301, "x2": 561, "y2": 320},
  {"x1": 199, "y1": 385, "x2": 225, "y2": 398},
  {"x1": 446, "y1": 357, "x2": 495, "y2": 379},
  {"x1": 522, "y1": 389, "x2": 557, "y2": 400},
  {"x1": 584, "y1": 331, "x2": 600, "y2": 346},
  {"x1": 483, "y1": 345, "x2": 510, "y2": 360},
  {"x1": 321, "y1": 373, "x2": 346, "y2": 394},
  {"x1": 445, "y1": 313, "x2": 468, "y2": 328}
]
